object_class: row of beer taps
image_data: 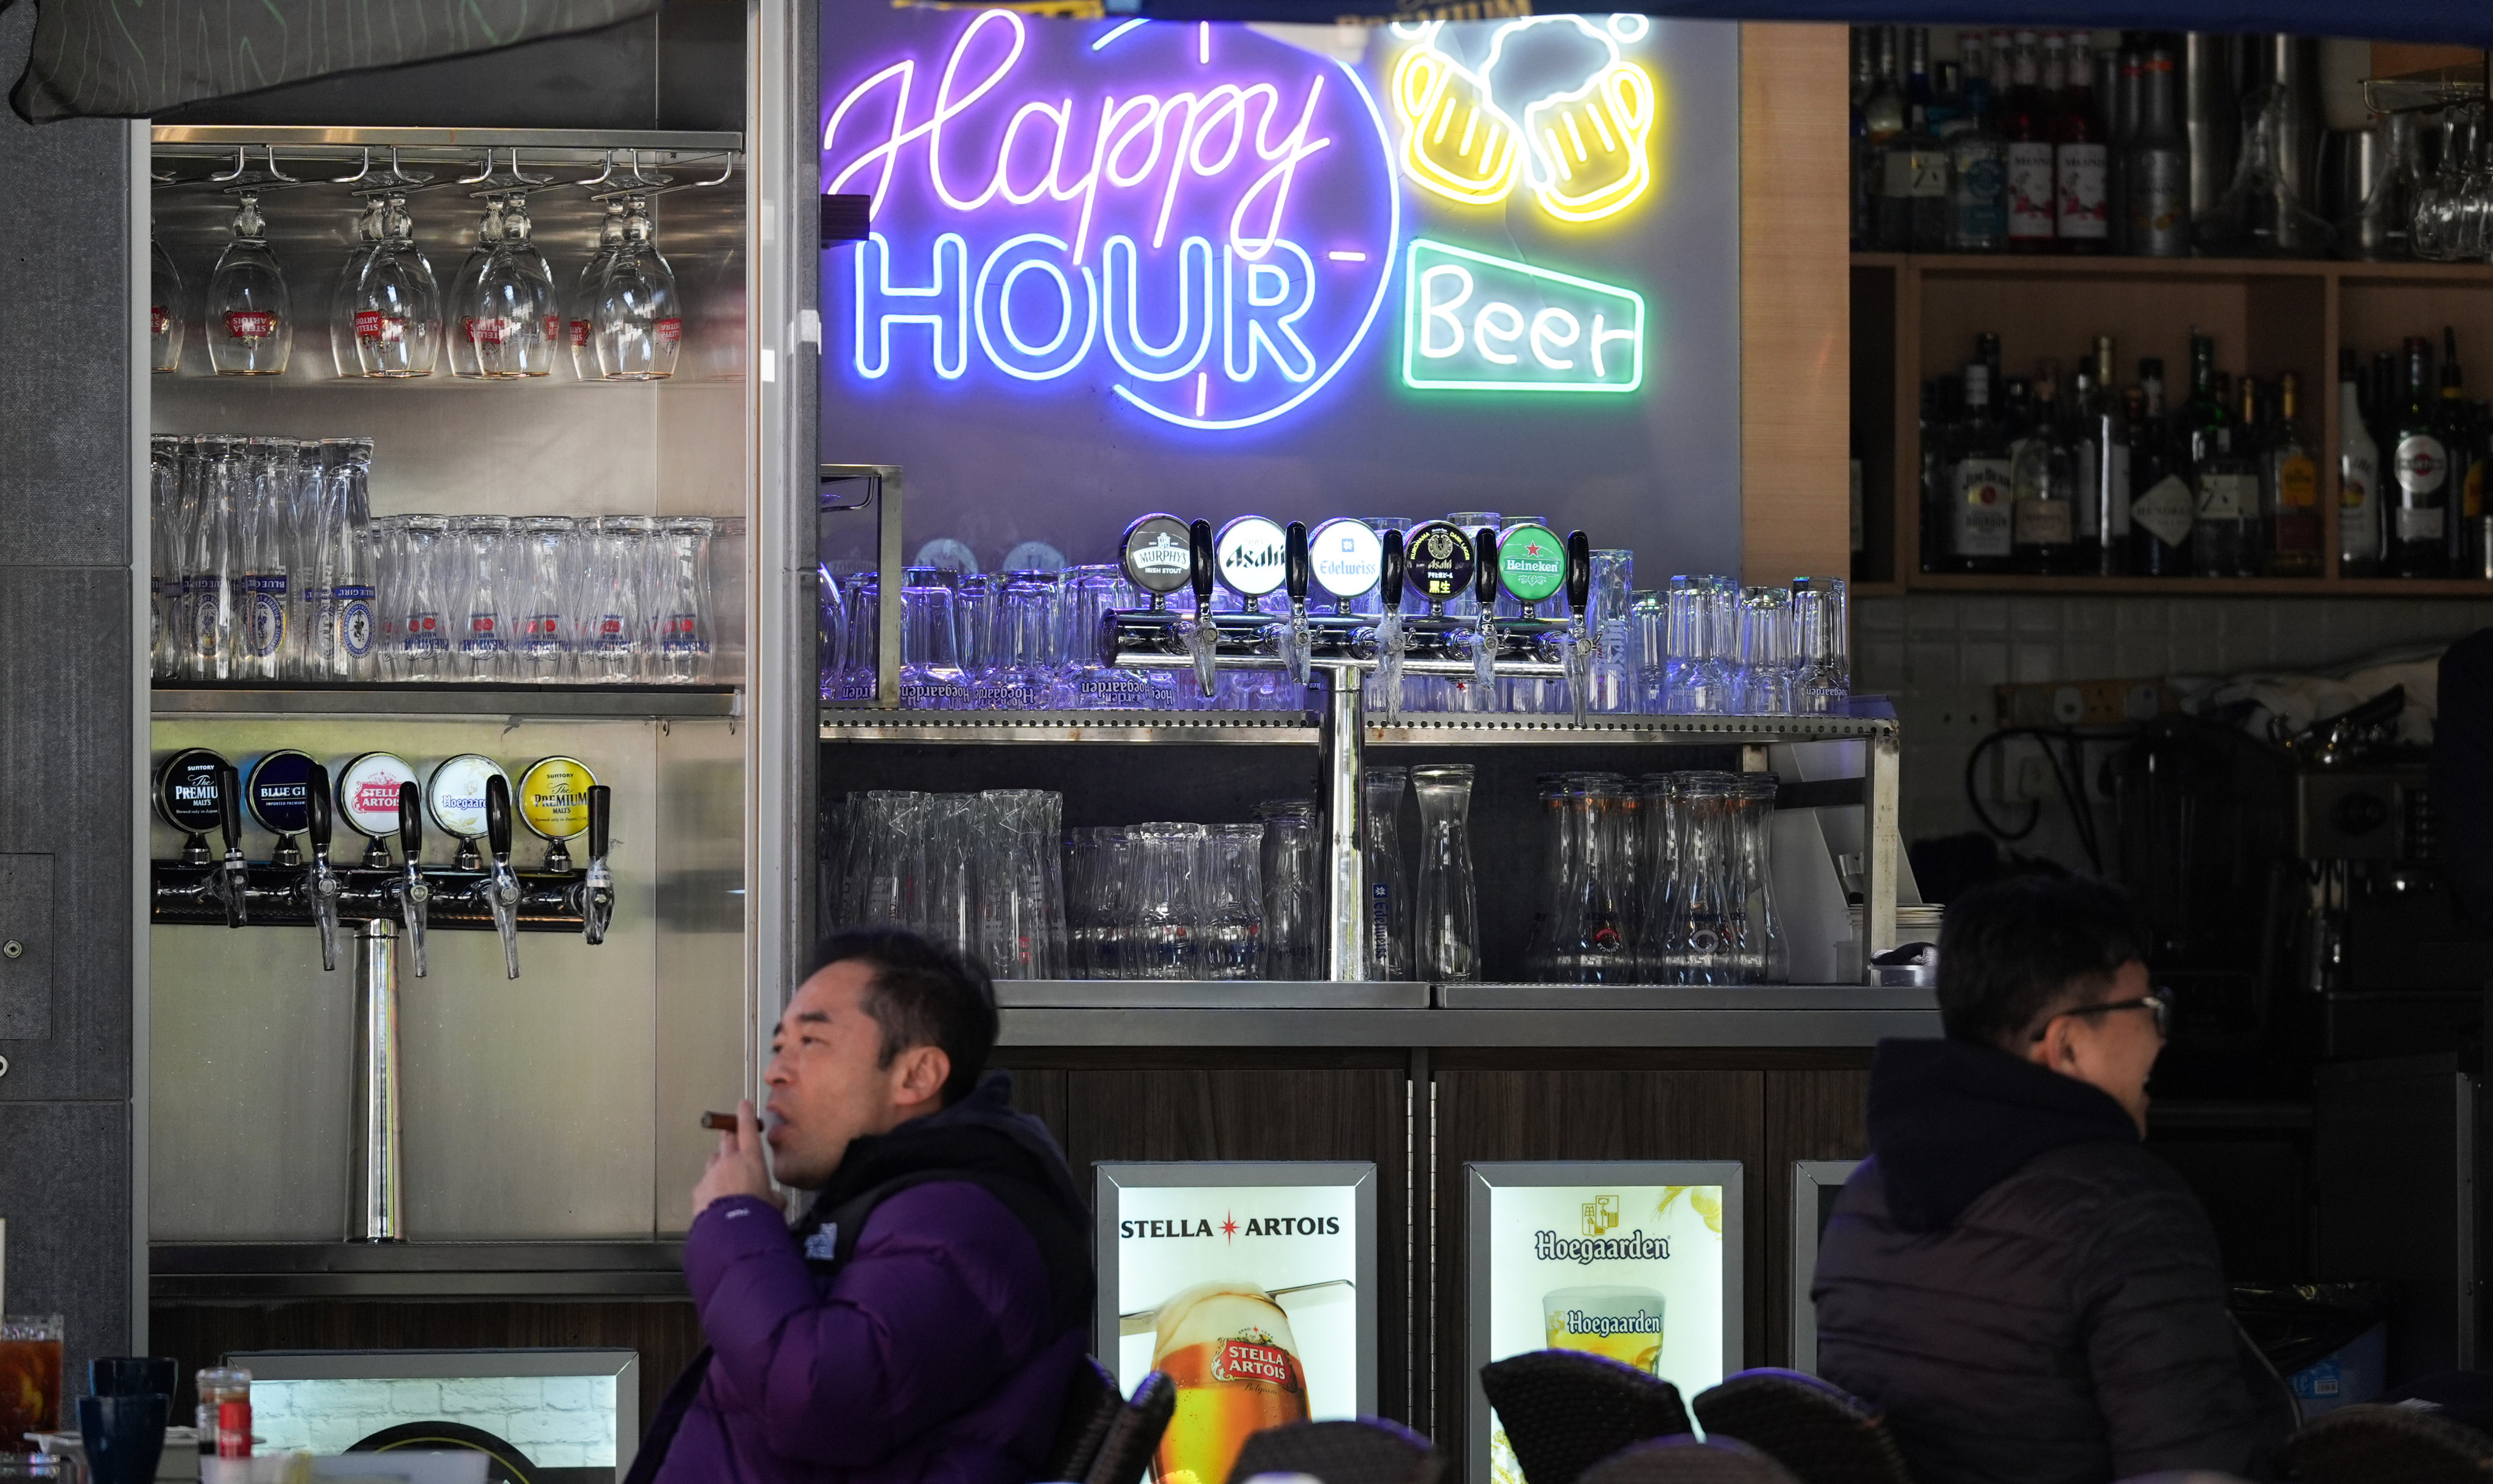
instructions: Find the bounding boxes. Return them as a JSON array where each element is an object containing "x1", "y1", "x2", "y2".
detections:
[{"x1": 155, "y1": 758, "x2": 613, "y2": 979}]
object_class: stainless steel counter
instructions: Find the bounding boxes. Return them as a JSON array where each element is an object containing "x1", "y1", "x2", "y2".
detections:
[{"x1": 150, "y1": 1241, "x2": 686, "y2": 1300}]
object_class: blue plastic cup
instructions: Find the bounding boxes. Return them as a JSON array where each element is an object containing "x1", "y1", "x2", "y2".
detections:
[
  {"x1": 76, "y1": 1392, "x2": 167, "y2": 1484},
  {"x1": 86, "y1": 1358, "x2": 177, "y2": 1399}
]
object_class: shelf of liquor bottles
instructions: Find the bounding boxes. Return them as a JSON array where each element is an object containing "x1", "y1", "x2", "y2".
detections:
[{"x1": 1853, "y1": 249, "x2": 2493, "y2": 593}]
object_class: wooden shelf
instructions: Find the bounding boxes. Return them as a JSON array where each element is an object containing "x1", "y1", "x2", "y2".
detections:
[
  {"x1": 1904, "y1": 574, "x2": 2493, "y2": 597},
  {"x1": 1852, "y1": 250, "x2": 2493, "y2": 595}
]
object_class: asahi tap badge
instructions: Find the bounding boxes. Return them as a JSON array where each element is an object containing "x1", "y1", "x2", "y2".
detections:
[
  {"x1": 1308, "y1": 518, "x2": 1383, "y2": 601},
  {"x1": 1120, "y1": 514, "x2": 1195, "y2": 598},
  {"x1": 1497, "y1": 523, "x2": 1566, "y2": 606},
  {"x1": 247, "y1": 749, "x2": 318, "y2": 863},
  {"x1": 157, "y1": 747, "x2": 231, "y2": 862},
  {"x1": 1401, "y1": 521, "x2": 1476, "y2": 605},
  {"x1": 517, "y1": 755, "x2": 598, "y2": 870},
  {"x1": 1214, "y1": 515, "x2": 1289, "y2": 598},
  {"x1": 427, "y1": 754, "x2": 511, "y2": 867},
  {"x1": 336, "y1": 752, "x2": 419, "y2": 866}
]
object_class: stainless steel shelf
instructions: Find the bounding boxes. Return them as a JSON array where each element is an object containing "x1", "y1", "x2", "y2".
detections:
[
  {"x1": 1000, "y1": 990, "x2": 1939, "y2": 1049},
  {"x1": 149, "y1": 1241, "x2": 687, "y2": 1300},
  {"x1": 156, "y1": 685, "x2": 739, "y2": 719},
  {"x1": 152, "y1": 125, "x2": 742, "y2": 157},
  {"x1": 996, "y1": 981, "x2": 1429, "y2": 1010},
  {"x1": 819, "y1": 710, "x2": 1895, "y2": 746}
]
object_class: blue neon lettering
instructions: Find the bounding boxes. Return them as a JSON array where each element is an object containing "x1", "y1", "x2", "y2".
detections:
[
  {"x1": 1103, "y1": 235, "x2": 1215, "y2": 382},
  {"x1": 854, "y1": 233, "x2": 969, "y2": 379},
  {"x1": 1224, "y1": 240, "x2": 1316, "y2": 383}
]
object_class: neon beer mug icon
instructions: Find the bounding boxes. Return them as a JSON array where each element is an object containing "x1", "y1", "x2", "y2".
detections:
[
  {"x1": 1391, "y1": 27, "x2": 1524, "y2": 206},
  {"x1": 1390, "y1": 16, "x2": 1660, "y2": 223}
]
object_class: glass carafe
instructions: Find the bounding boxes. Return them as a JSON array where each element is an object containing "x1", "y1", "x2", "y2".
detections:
[
  {"x1": 652, "y1": 516, "x2": 715, "y2": 684},
  {"x1": 1130, "y1": 822, "x2": 1205, "y2": 980},
  {"x1": 1728, "y1": 773, "x2": 1787, "y2": 984},
  {"x1": 1364, "y1": 766, "x2": 1412, "y2": 980},
  {"x1": 1201, "y1": 823, "x2": 1266, "y2": 981},
  {"x1": 1634, "y1": 774, "x2": 1682, "y2": 982},
  {"x1": 394, "y1": 514, "x2": 453, "y2": 681},
  {"x1": 453, "y1": 513, "x2": 513, "y2": 680},
  {"x1": 1412, "y1": 764, "x2": 1479, "y2": 982},
  {"x1": 1661, "y1": 771, "x2": 1739, "y2": 984},
  {"x1": 1529, "y1": 772, "x2": 1635, "y2": 984},
  {"x1": 1257, "y1": 800, "x2": 1321, "y2": 980}
]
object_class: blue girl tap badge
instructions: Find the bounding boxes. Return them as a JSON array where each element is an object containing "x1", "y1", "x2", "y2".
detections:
[{"x1": 824, "y1": 11, "x2": 1400, "y2": 431}]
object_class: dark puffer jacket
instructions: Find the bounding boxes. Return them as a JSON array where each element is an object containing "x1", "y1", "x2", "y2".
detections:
[{"x1": 1812, "y1": 1038, "x2": 2292, "y2": 1484}]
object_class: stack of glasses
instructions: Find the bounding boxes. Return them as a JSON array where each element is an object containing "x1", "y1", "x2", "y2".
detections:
[
  {"x1": 150, "y1": 434, "x2": 724, "y2": 684},
  {"x1": 820, "y1": 548, "x2": 1848, "y2": 719},
  {"x1": 1063, "y1": 802, "x2": 1324, "y2": 981},
  {"x1": 824, "y1": 791, "x2": 1069, "y2": 980},
  {"x1": 1518, "y1": 770, "x2": 1787, "y2": 985}
]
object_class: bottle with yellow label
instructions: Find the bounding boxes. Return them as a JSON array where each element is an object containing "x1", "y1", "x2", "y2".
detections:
[{"x1": 2262, "y1": 372, "x2": 2321, "y2": 578}]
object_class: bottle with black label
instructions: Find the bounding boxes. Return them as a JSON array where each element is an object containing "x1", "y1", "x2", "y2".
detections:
[
  {"x1": 2438, "y1": 327, "x2": 2477, "y2": 577},
  {"x1": 2182, "y1": 334, "x2": 2254, "y2": 577},
  {"x1": 1945, "y1": 364, "x2": 2014, "y2": 572},
  {"x1": 2129, "y1": 357, "x2": 2193, "y2": 575},
  {"x1": 2390, "y1": 335, "x2": 2449, "y2": 578}
]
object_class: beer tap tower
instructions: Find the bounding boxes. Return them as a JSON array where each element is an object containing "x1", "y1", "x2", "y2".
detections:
[
  {"x1": 150, "y1": 749, "x2": 614, "y2": 1240},
  {"x1": 1101, "y1": 514, "x2": 1596, "y2": 982}
]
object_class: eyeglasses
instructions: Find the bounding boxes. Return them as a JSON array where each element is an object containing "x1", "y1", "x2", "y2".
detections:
[{"x1": 2030, "y1": 990, "x2": 2171, "y2": 1043}]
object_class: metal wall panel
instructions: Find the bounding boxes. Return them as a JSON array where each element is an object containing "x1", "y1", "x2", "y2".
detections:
[{"x1": 0, "y1": 1102, "x2": 134, "y2": 1389}]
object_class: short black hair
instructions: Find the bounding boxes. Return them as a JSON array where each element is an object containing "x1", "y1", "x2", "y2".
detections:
[
  {"x1": 1936, "y1": 876, "x2": 2148, "y2": 1050},
  {"x1": 804, "y1": 928, "x2": 997, "y2": 1106}
]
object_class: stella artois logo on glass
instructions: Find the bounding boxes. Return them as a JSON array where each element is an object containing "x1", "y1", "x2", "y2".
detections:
[{"x1": 1148, "y1": 1283, "x2": 1310, "y2": 1484}]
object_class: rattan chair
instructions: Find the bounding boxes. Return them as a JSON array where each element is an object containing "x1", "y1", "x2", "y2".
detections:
[
  {"x1": 1577, "y1": 1435, "x2": 1805, "y2": 1484},
  {"x1": 1689, "y1": 1368, "x2": 1916, "y2": 1484},
  {"x1": 1080, "y1": 1371, "x2": 1176, "y2": 1484},
  {"x1": 1479, "y1": 1349, "x2": 1693, "y2": 1484},
  {"x1": 1043, "y1": 1355, "x2": 1123, "y2": 1482},
  {"x1": 2283, "y1": 1402, "x2": 2493, "y2": 1484},
  {"x1": 1227, "y1": 1417, "x2": 1442, "y2": 1484}
]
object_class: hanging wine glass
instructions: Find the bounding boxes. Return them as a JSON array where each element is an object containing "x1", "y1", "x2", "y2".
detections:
[
  {"x1": 446, "y1": 195, "x2": 505, "y2": 380},
  {"x1": 206, "y1": 191, "x2": 291, "y2": 376},
  {"x1": 591, "y1": 195, "x2": 682, "y2": 381},
  {"x1": 149, "y1": 236, "x2": 184, "y2": 374},
  {"x1": 325, "y1": 196, "x2": 384, "y2": 378},
  {"x1": 569, "y1": 199, "x2": 626, "y2": 380},
  {"x1": 475, "y1": 194, "x2": 559, "y2": 377},
  {"x1": 350, "y1": 191, "x2": 442, "y2": 377}
]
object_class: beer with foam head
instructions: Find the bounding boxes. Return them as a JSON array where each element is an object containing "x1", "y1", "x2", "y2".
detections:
[{"x1": 1149, "y1": 1283, "x2": 1311, "y2": 1484}]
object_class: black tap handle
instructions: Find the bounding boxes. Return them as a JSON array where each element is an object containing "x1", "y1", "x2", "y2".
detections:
[
  {"x1": 1566, "y1": 531, "x2": 1592, "y2": 617},
  {"x1": 1188, "y1": 520, "x2": 1215, "y2": 612},
  {"x1": 1284, "y1": 521, "x2": 1310, "y2": 606},
  {"x1": 217, "y1": 764, "x2": 243, "y2": 855},
  {"x1": 1380, "y1": 529, "x2": 1404, "y2": 614},
  {"x1": 1474, "y1": 528, "x2": 1499, "y2": 607},
  {"x1": 588, "y1": 785, "x2": 611, "y2": 860},
  {"x1": 486, "y1": 774, "x2": 513, "y2": 861},
  {"x1": 307, "y1": 763, "x2": 332, "y2": 853},
  {"x1": 397, "y1": 782, "x2": 422, "y2": 862}
]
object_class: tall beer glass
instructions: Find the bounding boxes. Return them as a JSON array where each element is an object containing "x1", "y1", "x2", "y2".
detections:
[{"x1": 1149, "y1": 1283, "x2": 1311, "y2": 1484}]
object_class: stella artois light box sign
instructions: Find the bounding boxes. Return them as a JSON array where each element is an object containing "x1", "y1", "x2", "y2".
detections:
[
  {"x1": 1097, "y1": 1162, "x2": 1379, "y2": 1484},
  {"x1": 1467, "y1": 1161, "x2": 1745, "y2": 1484}
]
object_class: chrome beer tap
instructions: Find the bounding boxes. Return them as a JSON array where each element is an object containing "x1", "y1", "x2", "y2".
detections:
[
  {"x1": 1185, "y1": 519, "x2": 1219, "y2": 699},
  {"x1": 1277, "y1": 521, "x2": 1314, "y2": 688},
  {"x1": 1468, "y1": 526, "x2": 1500, "y2": 710},
  {"x1": 392, "y1": 782, "x2": 430, "y2": 977},
  {"x1": 304, "y1": 763, "x2": 342, "y2": 971},
  {"x1": 1563, "y1": 531, "x2": 1593, "y2": 728},
  {"x1": 580, "y1": 785, "x2": 614, "y2": 945},
  {"x1": 481, "y1": 774, "x2": 524, "y2": 979},
  {"x1": 1375, "y1": 528, "x2": 1407, "y2": 726},
  {"x1": 211, "y1": 763, "x2": 250, "y2": 928}
]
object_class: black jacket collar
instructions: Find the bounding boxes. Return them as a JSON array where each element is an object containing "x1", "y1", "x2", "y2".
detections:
[
  {"x1": 797, "y1": 1069, "x2": 1085, "y2": 1237},
  {"x1": 1867, "y1": 1037, "x2": 2141, "y2": 1232}
]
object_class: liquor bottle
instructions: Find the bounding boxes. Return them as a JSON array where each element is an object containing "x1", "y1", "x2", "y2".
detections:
[
  {"x1": 1946, "y1": 363, "x2": 2014, "y2": 572},
  {"x1": 2263, "y1": 372, "x2": 2321, "y2": 576},
  {"x1": 2078, "y1": 335, "x2": 2132, "y2": 573},
  {"x1": 2053, "y1": 33, "x2": 2110, "y2": 251},
  {"x1": 1946, "y1": 73, "x2": 2007, "y2": 251},
  {"x1": 2339, "y1": 346, "x2": 2381, "y2": 576},
  {"x1": 1987, "y1": 30, "x2": 2014, "y2": 117},
  {"x1": 2389, "y1": 335, "x2": 2449, "y2": 578},
  {"x1": 1927, "y1": 60, "x2": 1963, "y2": 133},
  {"x1": 1879, "y1": 105, "x2": 1952, "y2": 252},
  {"x1": 1850, "y1": 30, "x2": 1876, "y2": 250},
  {"x1": 1977, "y1": 330, "x2": 2003, "y2": 393},
  {"x1": 2002, "y1": 32, "x2": 2058, "y2": 251},
  {"x1": 2184, "y1": 338, "x2": 2256, "y2": 578},
  {"x1": 2130, "y1": 357, "x2": 2194, "y2": 574},
  {"x1": 1904, "y1": 27, "x2": 1934, "y2": 114},
  {"x1": 2471, "y1": 398, "x2": 2493, "y2": 578},
  {"x1": 2108, "y1": 38, "x2": 2142, "y2": 254},
  {"x1": 2127, "y1": 41, "x2": 2190, "y2": 257},
  {"x1": 1864, "y1": 27, "x2": 1906, "y2": 149},
  {"x1": 2439, "y1": 326, "x2": 2476, "y2": 576},
  {"x1": 2013, "y1": 366, "x2": 2077, "y2": 572},
  {"x1": 2369, "y1": 349, "x2": 2400, "y2": 460}
]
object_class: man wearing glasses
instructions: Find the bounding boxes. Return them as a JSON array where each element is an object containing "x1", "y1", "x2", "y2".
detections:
[{"x1": 1812, "y1": 876, "x2": 2293, "y2": 1484}]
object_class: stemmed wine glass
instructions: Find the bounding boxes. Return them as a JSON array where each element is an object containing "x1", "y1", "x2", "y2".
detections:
[
  {"x1": 474, "y1": 193, "x2": 559, "y2": 377},
  {"x1": 569, "y1": 200, "x2": 626, "y2": 380},
  {"x1": 347, "y1": 191, "x2": 442, "y2": 377},
  {"x1": 206, "y1": 191, "x2": 290, "y2": 376},
  {"x1": 446, "y1": 195, "x2": 505, "y2": 379},
  {"x1": 150, "y1": 236, "x2": 184, "y2": 374},
  {"x1": 591, "y1": 194, "x2": 682, "y2": 380}
]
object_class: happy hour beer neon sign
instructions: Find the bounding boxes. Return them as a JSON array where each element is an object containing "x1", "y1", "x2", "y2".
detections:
[{"x1": 823, "y1": 10, "x2": 1663, "y2": 429}]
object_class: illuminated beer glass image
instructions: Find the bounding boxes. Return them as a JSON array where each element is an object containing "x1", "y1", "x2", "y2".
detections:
[
  {"x1": 1540, "y1": 1286, "x2": 1665, "y2": 1373},
  {"x1": 1149, "y1": 1283, "x2": 1311, "y2": 1484}
]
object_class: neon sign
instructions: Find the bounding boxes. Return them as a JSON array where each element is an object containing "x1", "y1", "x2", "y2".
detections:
[
  {"x1": 1389, "y1": 16, "x2": 1661, "y2": 223},
  {"x1": 824, "y1": 10, "x2": 1400, "y2": 430},
  {"x1": 1401, "y1": 239, "x2": 1643, "y2": 393}
]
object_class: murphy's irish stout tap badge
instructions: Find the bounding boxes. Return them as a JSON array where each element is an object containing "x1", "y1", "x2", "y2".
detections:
[{"x1": 1099, "y1": 1167, "x2": 1375, "y2": 1484}]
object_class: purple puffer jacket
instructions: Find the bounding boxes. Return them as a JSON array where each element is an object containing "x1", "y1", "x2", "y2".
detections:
[{"x1": 653, "y1": 1082, "x2": 1088, "y2": 1484}]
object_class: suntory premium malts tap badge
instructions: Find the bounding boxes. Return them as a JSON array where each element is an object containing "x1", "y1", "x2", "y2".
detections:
[{"x1": 1099, "y1": 1166, "x2": 1376, "y2": 1484}]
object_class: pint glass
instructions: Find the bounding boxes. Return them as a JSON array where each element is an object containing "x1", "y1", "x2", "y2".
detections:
[
  {"x1": 1149, "y1": 1283, "x2": 1311, "y2": 1484},
  {"x1": 1541, "y1": 1286, "x2": 1665, "y2": 1374}
]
